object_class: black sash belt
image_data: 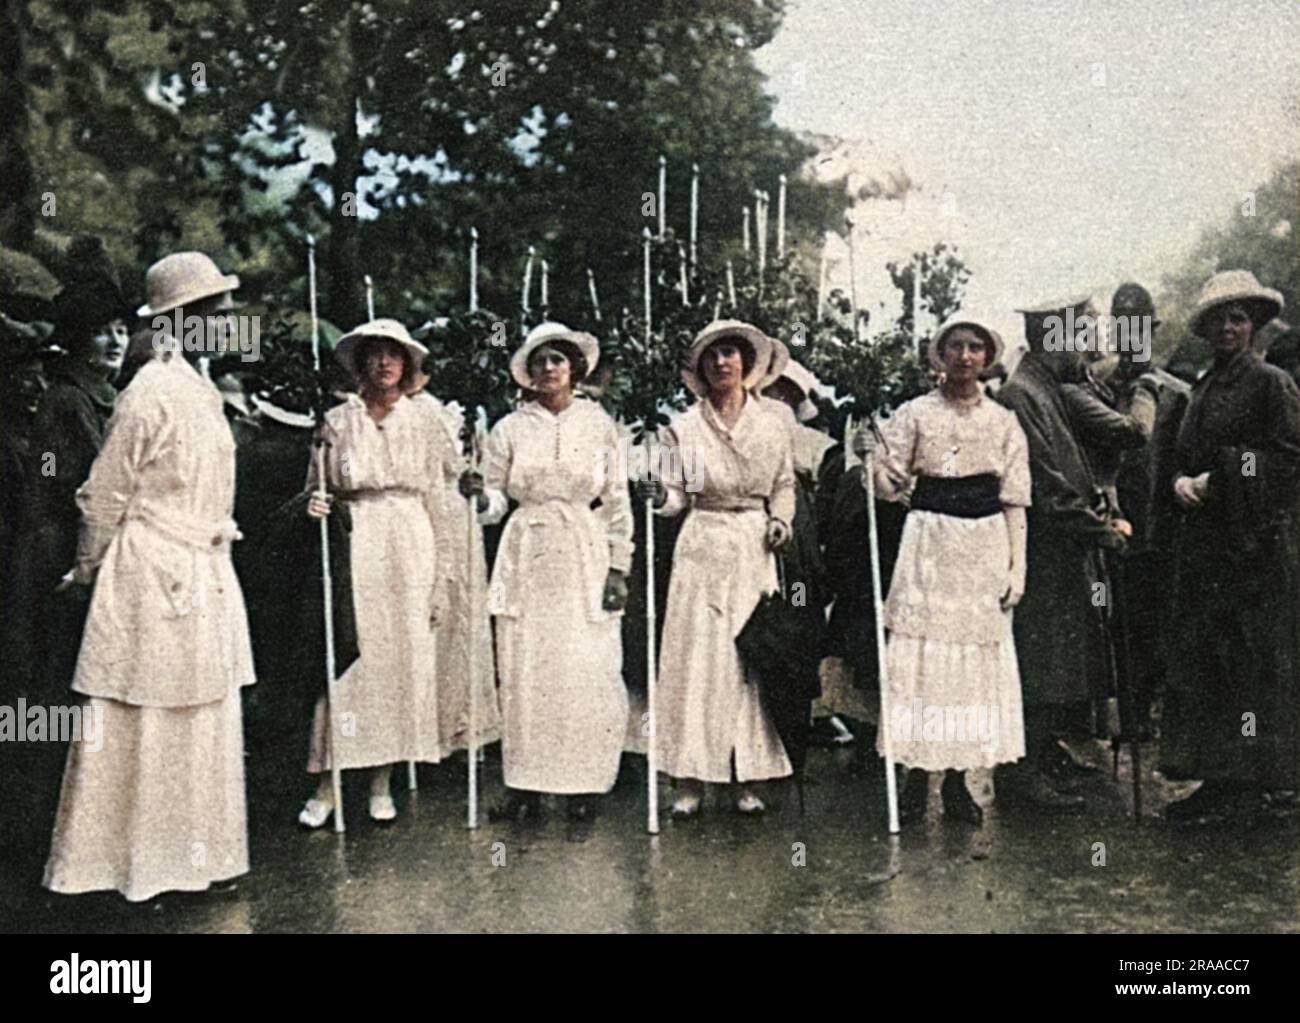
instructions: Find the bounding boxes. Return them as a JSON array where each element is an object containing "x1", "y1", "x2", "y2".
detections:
[{"x1": 910, "y1": 473, "x2": 1003, "y2": 519}]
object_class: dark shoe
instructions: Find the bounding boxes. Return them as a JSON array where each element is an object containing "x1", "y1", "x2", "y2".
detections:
[
  {"x1": 1045, "y1": 741, "x2": 1101, "y2": 782},
  {"x1": 898, "y1": 769, "x2": 929, "y2": 824},
  {"x1": 941, "y1": 771, "x2": 983, "y2": 826},
  {"x1": 488, "y1": 789, "x2": 542, "y2": 823},
  {"x1": 1165, "y1": 782, "x2": 1248, "y2": 822},
  {"x1": 997, "y1": 766, "x2": 1085, "y2": 814}
]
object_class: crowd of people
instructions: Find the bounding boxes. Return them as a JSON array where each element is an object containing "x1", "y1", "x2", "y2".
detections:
[{"x1": 1, "y1": 238, "x2": 1298, "y2": 904}]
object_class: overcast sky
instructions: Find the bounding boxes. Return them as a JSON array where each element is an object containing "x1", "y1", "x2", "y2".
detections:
[{"x1": 755, "y1": 0, "x2": 1300, "y2": 328}]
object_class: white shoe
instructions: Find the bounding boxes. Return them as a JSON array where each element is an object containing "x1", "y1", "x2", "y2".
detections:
[
  {"x1": 670, "y1": 793, "x2": 702, "y2": 819},
  {"x1": 736, "y1": 792, "x2": 766, "y2": 815},
  {"x1": 298, "y1": 797, "x2": 334, "y2": 829},
  {"x1": 369, "y1": 794, "x2": 397, "y2": 822}
]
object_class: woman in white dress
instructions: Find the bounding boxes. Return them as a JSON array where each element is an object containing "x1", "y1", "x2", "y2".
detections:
[
  {"x1": 636, "y1": 320, "x2": 796, "y2": 819},
  {"x1": 298, "y1": 319, "x2": 455, "y2": 826},
  {"x1": 460, "y1": 322, "x2": 632, "y2": 823},
  {"x1": 44, "y1": 251, "x2": 255, "y2": 901},
  {"x1": 410, "y1": 390, "x2": 501, "y2": 757},
  {"x1": 856, "y1": 316, "x2": 1030, "y2": 825}
]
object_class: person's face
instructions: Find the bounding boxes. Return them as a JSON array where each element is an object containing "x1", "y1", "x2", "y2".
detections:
[
  {"x1": 89, "y1": 319, "x2": 129, "y2": 371},
  {"x1": 940, "y1": 327, "x2": 990, "y2": 383},
  {"x1": 528, "y1": 344, "x2": 573, "y2": 396},
  {"x1": 363, "y1": 339, "x2": 408, "y2": 391},
  {"x1": 191, "y1": 292, "x2": 236, "y2": 352},
  {"x1": 702, "y1": 339, "x2": 746, "y2": 395},
  {"x1": 1203, "y1": 302, "x2": 1254, "y2": 360}
]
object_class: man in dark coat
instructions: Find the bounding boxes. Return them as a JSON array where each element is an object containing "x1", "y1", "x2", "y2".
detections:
[
  {"x1": 996, "y1": 297, "x2": 1128, "y2": 811},
  {"x1": 1101, "y1": 285, "x2": 1191, "y2": 739},
  {"x1": 1160, "y1": 272, "x2": 1300, "y2": 821}
]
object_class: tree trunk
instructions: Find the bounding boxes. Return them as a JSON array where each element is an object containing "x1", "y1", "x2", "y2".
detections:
[
  {"x1": 0, "y1": 0, "x2": 36, "y2": 250},
  {"x1": 325, "y1": 6, "x2": 362, "y2": 325}
]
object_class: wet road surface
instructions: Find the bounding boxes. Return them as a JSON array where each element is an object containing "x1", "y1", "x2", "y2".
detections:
[{"x1": 3, "y1": 740, "x2": 1297, "y2": 933}]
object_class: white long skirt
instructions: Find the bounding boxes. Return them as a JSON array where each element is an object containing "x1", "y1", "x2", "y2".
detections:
[
  {"x1": 44, "y1": 691, "x2": 248, "y2": 902},
  {"x1": 656, "y1": 508, "x2": 792, "y2": 784},
  {"x1": 431, "y1": 490, "x2": 501, "y2": 754},
  {"x1": 307, "y1": 492, "x2": 443, "y2": 772},
  {"x1": 493, "y1": 510, "x2": 627, "y2": 795},
  {"x1": 876, "y1": 510, "x2": 1025, "y2": 771}
]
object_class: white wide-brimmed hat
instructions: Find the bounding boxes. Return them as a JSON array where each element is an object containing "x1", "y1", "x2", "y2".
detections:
[
  {"x1": 336, "y1": 318, "x2": 430, "y2": 394},
  {"x1": 757, "y1": 335, "x2": 792, "y2": 390},
  {"x1": 250, "y1": 393, "x2": 316, "y2": 429},
  {"x1": 1190, "y1": 270, "x2": 1284, "y2": 338},
  {"x1": 510, "y1": 321, "x2": 600, "y2": 389},
  {"x1": 137, "y1": 251, "x2": 240, "y2": 317},
  {"x1": 928, "y1": 315, "x2": 1006, "y2": 374},
  {"x1": 682, "y1": 319, "x2": 774, "y2": 397}
]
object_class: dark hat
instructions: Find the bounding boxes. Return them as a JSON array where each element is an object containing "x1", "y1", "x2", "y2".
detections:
[
  {"x1": 1111, "y1": 282, "x2": 1159, "y2": 325},
  {"x1": 0, "y1": 312, "x2": 55, "y2": 364},
  {"x1": 52, "y1": 235, "x2": 132, "y2": 341},
  {"x1": 0, "y1": 245, "x2": 61, "y2": 322}
]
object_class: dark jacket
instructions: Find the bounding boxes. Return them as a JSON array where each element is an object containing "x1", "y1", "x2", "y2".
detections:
[
  {"x1": 1160, "y1": 350, "x2": 1300, "y2": 788},
  {"x1": 998, "y1": 355, "x2": 1115, "y2": 708}
]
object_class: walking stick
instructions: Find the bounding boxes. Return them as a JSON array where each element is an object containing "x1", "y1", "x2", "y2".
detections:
[
  {"x1": 464, "y1": 415, "x2": 481, "y2": 829},
  {"x1": 308, "y1": 236, "x2": 346, "y2": 834},
  {"x1": 863, "y1": 426, "x2": 900, "y2": 835},
  {"x1": 644, "y1": 444, "x2": 660, "y2": 836}
]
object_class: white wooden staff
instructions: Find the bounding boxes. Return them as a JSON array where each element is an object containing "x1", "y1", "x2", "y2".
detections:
[
  {"x1": 815, "y1": 239, "x2": 828, "y2": 320},
  {"x1": 777, "y1": 174, "x2": 787, "y2": 258},
  {"x1": 742, "y1": 208, "x2": 751, "y2": 255},
  {"x1": 678, "y1": 244, "x2": 688, "y2": 306},
  {"x1": 755, "y1": 191, "x2": 766, "y2": 275},
  {"x1": 642, "y1": 228, "x2": 652, "y2": 329},
  {"x1": 845, "y1": 217, "x2": 861, "y2": 342},
  {"x1": 365, "y1": 274, "x2": 375, "y2": 321},
  {"x1": 689, "y1": 163, "x2": 699, "y2": 267},
  {"x1": 587, "y1": 267, "x2": 602, "y2": 322},
  {"x1": 658, "y1": 154, "x2": 667, "y2": 240},
  {"x1": 863, "y1": 432, "x2": 900, "y2": 835},
  {"x1": 522, "y1": 245, "x2": 535, "y2": 314},
  {"x1": 540, "y1": 259, "x2": 549, "y2": 309},
  {"x1": 726, "y1": 260, "x2": 736, "y2": 308},
  {"x1": 469, "y1": 227, "x2": 479, "y2": 314},
  {"x1": 308, "y1": 235, "x2": 346, "y2": 834},
  {"x1": 642, "y1": 300, "x2": 660, "y2": 834},
  {"x1": 464, "y1": 415, "x2": 481, "y2": 829}
]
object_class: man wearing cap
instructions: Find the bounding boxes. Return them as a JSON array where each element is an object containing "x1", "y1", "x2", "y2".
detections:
[
  {"x1": 1161, "y1": 271, "x2": 1300, "y2": 821},
  {"x1": 43, "y1": 251, "x2": 255, "y2": 901},
  {"x1": 996, "y1": 296, "x2": 1129, "y2": 812}
]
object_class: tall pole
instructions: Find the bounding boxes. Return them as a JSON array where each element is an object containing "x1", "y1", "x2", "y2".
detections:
[
  {"x1": 742, "y1": 208, "x2": 751, "y2": 256},
  {"x1": 678, "y1": 244, "x2": 688, "y2": 306},
  {"x1": 726, "y1": 260, "x2": 736, "y2": 308},
  {"x1": 815, "y1": 238, "x2": 828, "y2": 321},
  {"x1": 642, "y1": 228, "x2": 652, "y2": 334},
  {"x1": 846, "y1": 218, "x2": 861, "y2": 342},
  {"x1": 465, "y1": 421, "x2": 480, "y2": 829},
  {"x1": 777, "y1": 174, "x2": 787, "y2": 259},
  {"x1": 468, "y1": 227, "x2": 479, "y2": 314},
  {"x1": 865, "y1": 449, "x2": 900, "y2": 835},
  {"x1": 689, "y1": 163, "x2": 699, "y2": 268},
  {"x1": 364, "y1": 274, "x2": 375, "y2": 321},
  {"x1": 587, "y1": 267, "x2": 602, "y2": 322},
  {"x1": 522, "y1": 245, "x2": 535, "y2": 314},
  {"x1": 308, "y1": 235, "x2": 345, "y2": 835},
  {"x1": 540, "y1": 259, "x2": 549, "y2": 310},
  {"x1": 657, "y1": 154, "x2": 667, "y2": 240}
]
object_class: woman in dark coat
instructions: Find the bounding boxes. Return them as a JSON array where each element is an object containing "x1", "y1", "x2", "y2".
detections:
[{"x1": 1161, "y1": 271, "x2": 1300, "y2": 821}]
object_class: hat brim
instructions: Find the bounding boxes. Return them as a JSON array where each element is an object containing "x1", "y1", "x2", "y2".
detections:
[
  {"x1": 510, "y1": 330, "x2": 600, "y2": 389},
  {"x1": 757, "y1": 336, "x2": 791, "y2": 391},
  {"x1": 1190, "y1": 292, "x2": 1283, "y2": 338},
  {"x1": 683, "y1": 321, "x2": 774, "y2": 397},
  {"x1": 928, "y1": 318, "x2": 1006, "y2": 375},
  {"x1": 335, "y1": 330, "x2": 431, "y2": 395},
  {"x1": 137, "y1": 274, "x2": 240, "y2": 318}
]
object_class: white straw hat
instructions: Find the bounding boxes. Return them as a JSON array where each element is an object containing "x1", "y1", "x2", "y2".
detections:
[
  {"x1": 137, "y1": 251, "x2": 240, "y2": 317},
  {"x1": 510, "y1": 321, "x2": 600, "y2": 389},
  {"x1": 928, "y1": 315, "x2": 1006, "y2": 374},
  {"x1": 682, "y1": 319, "x2": 774, "y2": 397},
  {"x1": 1190, "y1": 270, "x2": 1284, "y2": 338},
  {"x1": 335, "y1": 318, "x2": 430, "y2": 394},
  {"x1": 757, "y1": 335, "x2": 792, "y2": 390}
]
